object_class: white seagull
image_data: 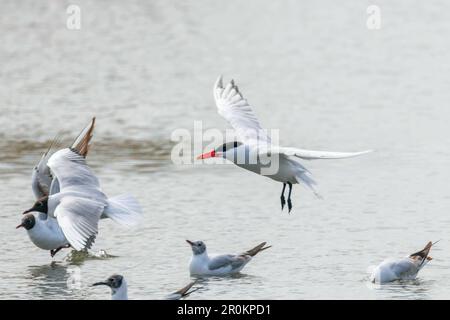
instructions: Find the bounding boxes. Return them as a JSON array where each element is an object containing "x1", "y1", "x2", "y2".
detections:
[
  {"x1": 197, "y1": 76, "x2": 372, "y2": 212},
  {"x1": 187, "y1": 240, "x2": 271, "y2": 276},
  {"x1": 93, "y1": 274, "x2": 198, "y2": 300},
  {"x1": 370, "y1": 241, "x2": 436, "y2": 284},
  {"x1": 18, "y1": 118, "x2": 142, "y2": 255}
]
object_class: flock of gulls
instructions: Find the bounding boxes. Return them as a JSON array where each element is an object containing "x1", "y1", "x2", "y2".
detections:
[{"x1": 15, "y1": 76, "x2": 437, "y2": 300}]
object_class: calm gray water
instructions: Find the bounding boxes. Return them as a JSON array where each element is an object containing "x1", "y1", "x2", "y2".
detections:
[{"x1": 2, "y1": 0, "x2": 450, "y2": 299}]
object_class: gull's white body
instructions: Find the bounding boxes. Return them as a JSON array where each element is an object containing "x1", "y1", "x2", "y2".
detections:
[
  {"x1": 25, "y1": 212, "x2": 68, "y2": 250},
  {"x1": 111, "y1": 279, "x2": 128, "y2": 300},
  {"x1": 212, "y1": 76, "x2": 372, "y2": 195},
  {"x1": 370, "y1": 257, "x2": 429, "y2": 284},
  {"x1": 189, "y1": 251, "x2": 251, "y2": 276}
]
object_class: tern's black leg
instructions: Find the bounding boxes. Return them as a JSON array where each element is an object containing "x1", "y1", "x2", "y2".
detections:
[
  {"x1": 50, "y1": 244, "x2": 71, "y2": 258},
  {"x1": 287, "y1": 182, "x2": 293, "y2": 213},
  {"x1": 280, "y1": 183, "x2": 287, "y2": 210}
]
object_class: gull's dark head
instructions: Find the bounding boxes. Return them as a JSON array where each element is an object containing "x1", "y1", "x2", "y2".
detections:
[
  {"x1": 23, "y1": 196, "x2": 48, "y2": 215},
  {"x1": 16, "y1": 213, "x2": 36, "y2": 230},
  {"x1": 93, "y1": 274, "x2": 124, "y2": 290},
  {"x1": 186, "y1": 240, "x2": 207, "y2": 255}
]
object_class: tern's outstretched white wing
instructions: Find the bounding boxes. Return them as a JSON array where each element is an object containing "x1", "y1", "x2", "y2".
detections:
[
  {"x1": 55, "y1": 196, "x2": 105, "y2": 250},
  {"x1": 273, "y1": 147, "x2": 373, "y2": 160},
  {"x1": 214, "y1": 76, "x2": 271, "y2": 145}
]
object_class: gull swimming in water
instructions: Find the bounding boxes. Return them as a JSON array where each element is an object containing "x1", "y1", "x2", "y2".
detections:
[
  {"x1": 370, "y1": 241, "x2": 437, "y2": 284},
  {"x1": 187, "y1": 240, "x2": 271, "y2": 276},
  {"x1": 93, "y1": 274, "x2": 198, "y2": 300},
  {"x1": 18, "y1": 118, "x2": 142, "y2": 255},
  {"x1": 197, "y1": 76, "x2": 372, "y2": 212}
]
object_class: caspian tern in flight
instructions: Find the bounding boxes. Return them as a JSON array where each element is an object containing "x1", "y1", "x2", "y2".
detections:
[
  {"x1": 187, "y1": 240, "x2": 271, "y2": 276},
  {"x1": 370, "y1": 241, "x2": 437, "y2": 284},
  {"x1": 93, "y1": 274, "x2": 199, "y2": 300},
  {"x1": 197, "y1": 76, "x2": 373, "y2": 212},
  {"x1": 18, "y1": 118, "x2": 142, "y2": 255}
]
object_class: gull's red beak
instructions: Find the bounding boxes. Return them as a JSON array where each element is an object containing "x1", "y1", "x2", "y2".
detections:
[
  {"x1": 16, "y1": 224, "x2": 24, "y2": 229},
  {"x1": 197, "y1": 150, "x2": 216, "y2": 160},
  {"x1": 186, "y1": 240, "x2": 194, "y2": 246}
]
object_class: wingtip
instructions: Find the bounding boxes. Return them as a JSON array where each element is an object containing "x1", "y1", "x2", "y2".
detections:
[
  {"x1": 176, "y1": 281, "x2": 197, "y2": 296},
  {"x1": 71, "y1": 117, "x2": 96, "y2": 157},
  {"x1": 215, "y1": 75, "x2": 223, "y2": 89}
]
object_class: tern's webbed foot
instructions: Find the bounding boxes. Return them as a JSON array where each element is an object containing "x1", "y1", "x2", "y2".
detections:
[
  {"x1": 280, "y1": 195, "x2": 286, "y2": 210},
  {"x1": 287, "y1": 199, "x2": 292, "y2": 213}
]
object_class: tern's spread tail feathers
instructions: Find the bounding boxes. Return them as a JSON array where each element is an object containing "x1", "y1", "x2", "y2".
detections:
[
  {"x1": 243, "y1": 242, "x2": 271, "y2": 257},
  {"x1": 104, "y1": 194, "x2": 142, "y2": 227},
  {"x1": 71, "y1": 117, "x2": 96, "y2": 158},
  {"x1": 295, "y1": 172, "x2": 322, "y2": 199}
]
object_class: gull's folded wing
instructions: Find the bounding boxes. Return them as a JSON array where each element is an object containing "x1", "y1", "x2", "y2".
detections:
[
  {"x1": 208, "y1": 254, "x2": 247, "y2": 271},
  {"x1": 391, "y1": 258, "x2": 417, "y2": 278}
]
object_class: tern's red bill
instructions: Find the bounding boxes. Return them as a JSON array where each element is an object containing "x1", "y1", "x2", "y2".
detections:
[{"x1": 197, "y1": 150, "x2": 216, "y2": 160}]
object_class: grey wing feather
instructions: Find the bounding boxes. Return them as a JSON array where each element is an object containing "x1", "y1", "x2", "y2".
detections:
[
  {"x1": 49, "y1": 177, "x2": 60, "y2": 196},
  {"x1": 55, "y1": 196, "x2": 105, "y2": 251},
  {"x1": 31, "y1": 154, "x2": 53, "y2": 199},
  {"x1": 392, "y1": 259, "x2": 417, "y2": 277},
  {"x1": 208, "y1": 254, "x2": 246, "y2": 270}
]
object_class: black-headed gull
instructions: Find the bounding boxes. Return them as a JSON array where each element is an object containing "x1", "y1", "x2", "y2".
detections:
[
  {"x1": 93, "y1": 274, "x2": 128, "y2": 300},
  {"x1": 197, "y1": 76, "x2": 372, "y2": 212},
  {"x1": 187, "y1": 240, "x2": 271, "y2": 276},
  {"x1": 370, "y1": 241, "x2": 436, "y2": 284},
  {"x1": 93, "y1": 275, "x2": 198, "y2": 300},
  {"x1": 18, "y1": 118, "x2": 142, "y2": 254}
]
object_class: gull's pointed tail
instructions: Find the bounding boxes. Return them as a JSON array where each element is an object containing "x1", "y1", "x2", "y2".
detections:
[{"x1": 295, "y1": 172, "x2": 322, "y2": 199}]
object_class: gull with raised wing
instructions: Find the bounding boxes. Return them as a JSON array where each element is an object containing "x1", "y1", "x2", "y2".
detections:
[
  {"x1": 18, "y1": 118, "x2": 142, "y2": 255},
  {"x1": 93, "y1": 275, "x2": 198, "y2": 300},
  {"x1": 197, "y1": 76, "x2": 372, "y2": 212},
  {"x1": 187, "y1": 240, "x2": 271, "y2": 276},
  {"x1": 370, "y1": 241, "x2": 436, "y2": 284}
]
